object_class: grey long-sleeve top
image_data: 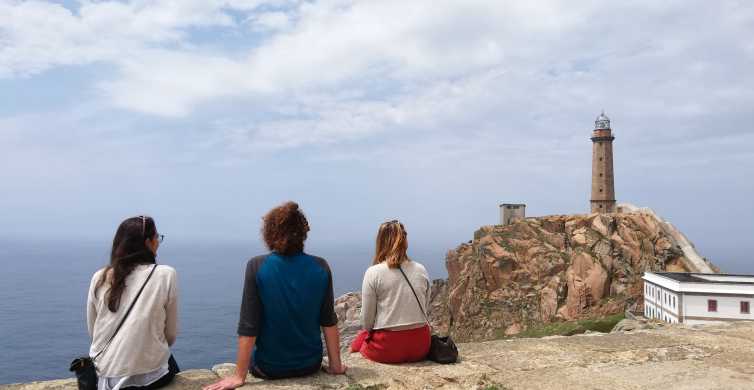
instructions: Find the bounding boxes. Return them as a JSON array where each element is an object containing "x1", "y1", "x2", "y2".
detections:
[{"x1": 360, "y1": 260, "x2": 431, "y2": 330}]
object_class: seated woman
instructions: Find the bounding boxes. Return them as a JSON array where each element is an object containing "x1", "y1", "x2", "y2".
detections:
[
  {"x1": 204, "y1": 202, "x2": 346, "y2": 390},
  {"x1": 87, "y1": 216, "x2": 179, "y2": 390},
  {"x1": 351, "y1": 220, "x2": 431, "y2": 363}
]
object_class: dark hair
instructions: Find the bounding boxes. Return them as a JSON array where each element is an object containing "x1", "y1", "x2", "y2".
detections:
[
  {"x1": 95, "y1": 216, "x2": 158, "y2": 312},
  {"x1": 262, "y1": 201, "x2": 309, "y2": 256}
]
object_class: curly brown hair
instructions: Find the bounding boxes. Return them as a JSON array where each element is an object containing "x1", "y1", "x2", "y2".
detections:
[{"x1": 262, "y1": 201, "x2": 309, "y2": 255}]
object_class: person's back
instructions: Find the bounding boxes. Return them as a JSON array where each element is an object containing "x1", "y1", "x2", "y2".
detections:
[
  {"x1": 204, "y1": 202, "x2": 345, "y2": 390},
  {"x1": 360, "y1": 260, "x2": 430, "y2": 331},
  {"x1": 88, "y1": 264, "x2": 177, "y2": 377},
  {"x1": 87, "y1": 216, "x2": 179, "y2": 390},
  {"x1": 240, "y1": 252, "x2": 335, "y2": 375},
  {"x1": 351, "y1": 220, "x2": 431, "y2": 364}
]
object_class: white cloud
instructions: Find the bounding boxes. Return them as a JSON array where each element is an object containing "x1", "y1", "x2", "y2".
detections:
[
  {"x1": 247, "y1": 10, "x2": 293, "y2": 32},
  {"x1": 1, "y1": 0, "x2": 754, "y2": 153}
]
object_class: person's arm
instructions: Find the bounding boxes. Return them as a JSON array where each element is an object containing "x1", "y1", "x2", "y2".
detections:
[
  {"x1": 322, "y1": 325, "x2": 346, "y2": 374},
  {"x1": 203, "y1": 336, "x2": 256, "y2": 390},
  {"x1": 360, "y1": 268, "x2": 377, "y2": 331},
  {"x1": 164, "y1": 267, "x2": 178, "y2": 346},
  {"x1": 317, "y1": 257, "x2": 346, "y2": 374},
  {"x1": 204, "y1": 258, "x2": 264, "y2": 390},
  {"x1": 86, "y1": 272, "x2": 99, "y2": 338}
]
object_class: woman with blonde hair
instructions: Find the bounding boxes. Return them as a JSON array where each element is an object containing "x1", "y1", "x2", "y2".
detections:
[{"x1": 350, "y1": 220, "x2": 431, "y2": 363}]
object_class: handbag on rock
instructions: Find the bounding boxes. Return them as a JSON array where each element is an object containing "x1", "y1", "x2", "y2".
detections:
[
  {"x1": 69, "y1": 264, "x2": 157, "y2": 390},
  {"x1": 398, "y1": 266, "x2": 458, "y2": 364}
]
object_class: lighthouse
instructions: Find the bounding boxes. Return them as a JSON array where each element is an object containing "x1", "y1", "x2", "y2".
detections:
[{"x1": 590, "y1": 111, "x2": 616, "y2": 213}]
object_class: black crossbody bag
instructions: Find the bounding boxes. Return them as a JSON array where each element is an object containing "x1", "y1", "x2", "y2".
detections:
[
  {"x1": 69, "y1": 264, "x2": 158, "y2": 390},
  {"x1": 398, "y1": 266, "x2": 458, "y2": 364}
]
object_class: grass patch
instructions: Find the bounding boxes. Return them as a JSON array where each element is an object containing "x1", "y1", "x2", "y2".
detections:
[
  {"x1": 345, "y1": 385, "x2": 388, "y2": 390},
  {"x1": 511, "y1": 313, "x2": 625, "y2": 339}
]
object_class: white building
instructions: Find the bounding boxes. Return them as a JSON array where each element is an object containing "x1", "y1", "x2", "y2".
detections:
[{"x1": 643, "y1": 272, "x2": 754, "y2": 325}]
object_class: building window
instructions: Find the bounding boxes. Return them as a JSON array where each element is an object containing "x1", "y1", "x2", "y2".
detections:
[
  {"x1": 673, "y1": 296, "x2": 676, "y2": 308},
  {"x1": 742, "y1": 301, "x2": 750, "y2": 314},
  {"x1": 599, "y1": 157, "x2": 603, "y2": 161},
  {"x1": 599, "y1": 173, "x2": 603, "y2": 177},
  {"x1": 708, "y1": 299, "x2": 717, "y2": 312}
]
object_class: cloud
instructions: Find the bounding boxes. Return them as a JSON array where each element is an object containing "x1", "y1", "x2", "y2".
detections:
[
  {"x1": 247, "y1": 10, "x2": 293, "y2": 32},
  {"x1": 2, "y1": 0, "x2": 754, "y2": 153}
]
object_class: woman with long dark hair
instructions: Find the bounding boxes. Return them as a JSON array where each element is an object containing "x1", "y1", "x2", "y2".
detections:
[
  {"x1": 350, "y1": 220, "x2": 431, "y2": 363},
  {"x1": 87, "y1": 216, "x2": 179, "y2": 390}
]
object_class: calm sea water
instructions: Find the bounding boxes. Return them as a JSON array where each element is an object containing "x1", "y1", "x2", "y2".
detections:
[{"x1": 0, "y1": 239, "x2": 447, "y2": 384}]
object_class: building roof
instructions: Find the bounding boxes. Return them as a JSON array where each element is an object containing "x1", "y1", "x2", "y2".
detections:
[{"x1": 653, "y1": 272, "x2": 754, "y2": 286}]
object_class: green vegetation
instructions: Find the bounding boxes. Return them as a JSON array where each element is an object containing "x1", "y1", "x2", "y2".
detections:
[
  {"x1": 481, "y1": 385, "x2": 510, "y2": 390},
  {"x1": 509, "y1": 313, "x2": 625, "y2": 339},
  {"x1": 345, "y1": 384, "x2": 388, "y2": 390}
]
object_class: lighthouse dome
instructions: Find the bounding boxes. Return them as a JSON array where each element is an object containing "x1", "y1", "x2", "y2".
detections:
[{"x1": 595, "y1": 111, "x2": 610, "y2": 130}]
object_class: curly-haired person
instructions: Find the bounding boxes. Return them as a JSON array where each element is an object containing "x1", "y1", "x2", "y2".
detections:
[{"x1": 204, "y1": 202, "x2": 345, "y2": 390}]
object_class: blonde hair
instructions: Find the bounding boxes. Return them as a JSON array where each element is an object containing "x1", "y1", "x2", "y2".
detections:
[{"x1": 373, "y1": 220, "x2": 409, "y2": 268}]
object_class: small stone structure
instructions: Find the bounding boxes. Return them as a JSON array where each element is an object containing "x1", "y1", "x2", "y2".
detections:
[{"x1": 499, "y1": 203, "x2": 526, "y2": 225}]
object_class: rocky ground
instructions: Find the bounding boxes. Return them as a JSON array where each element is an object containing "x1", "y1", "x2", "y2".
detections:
[{"x1": 7, "y1": 321, "x2": 754, "y2": 390}]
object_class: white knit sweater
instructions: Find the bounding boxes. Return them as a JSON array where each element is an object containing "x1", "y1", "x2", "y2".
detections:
[
  {"x1": 360, "y1": 260, "x2": 431, "y2": 331},
  {"x1": 87, "y1": 264, "x2": 178, "y2": 378}
]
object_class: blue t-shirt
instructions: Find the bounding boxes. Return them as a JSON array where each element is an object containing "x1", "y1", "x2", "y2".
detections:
[{"x1": 237, "y1": 252, "x2": 337, "y2": 376}]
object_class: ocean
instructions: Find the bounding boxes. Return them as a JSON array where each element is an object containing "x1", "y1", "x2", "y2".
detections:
[{"x1": 0, "y1": 239, "x2": 448, "y2": 384}]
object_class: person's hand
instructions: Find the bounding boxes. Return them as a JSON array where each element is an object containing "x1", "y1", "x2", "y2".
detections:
[
  {"x1": 323, "y1": 362, "x2": 347, "y2": 375},
  {"x1": 202, "y1": 375, "x2": 245, "y2": 390}
]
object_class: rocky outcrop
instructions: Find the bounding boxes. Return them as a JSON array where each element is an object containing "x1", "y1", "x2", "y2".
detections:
[
  {"x1": 7, "y1": 322, "x2": 754, "y2": 389},
  {"x1": 617, "y1": 203, "x2": 718, "y2": 273},
  {"x1": 444, "y1": 211, "x2": 717, "y2": 342}
]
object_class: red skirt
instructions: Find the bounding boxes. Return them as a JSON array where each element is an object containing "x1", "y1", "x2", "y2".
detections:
[{"x1": 350, "y1": 325, "x2": 430, "y2": 364}]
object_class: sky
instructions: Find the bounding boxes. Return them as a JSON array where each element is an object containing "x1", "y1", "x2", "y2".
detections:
[{"x1": 1, "y1": 0, "x2": 753, "y2": 272}]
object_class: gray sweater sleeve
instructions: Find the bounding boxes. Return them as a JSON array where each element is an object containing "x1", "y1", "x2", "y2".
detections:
[
  {"x1": 237, "y1": 256, "x2": 266, "y2": 336},
  {"x1": 360, "y1": 267, "x2": 377, "y2": 331}
]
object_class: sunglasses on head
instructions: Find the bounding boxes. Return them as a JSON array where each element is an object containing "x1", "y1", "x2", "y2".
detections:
[{"x1": 137, "y1": 215, "x2": 164, "y2": 243}]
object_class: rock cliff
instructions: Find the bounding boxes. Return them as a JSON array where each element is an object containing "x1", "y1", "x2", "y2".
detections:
[
  {"x1": 444, "y1": 211, "x2": 717, "y2": 341},
  {"x1": 7, "y1": 322, "x2": 754, "y2": 389}
]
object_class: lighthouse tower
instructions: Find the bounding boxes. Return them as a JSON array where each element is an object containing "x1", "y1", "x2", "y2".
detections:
[{"x1": 590, "y1": 111, "x2": 616, "y2": 213}]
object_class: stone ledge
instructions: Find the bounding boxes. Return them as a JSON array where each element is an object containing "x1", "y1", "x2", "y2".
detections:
[{"x1": 4, "y1": 322, "x2": 754, "y2": 389}]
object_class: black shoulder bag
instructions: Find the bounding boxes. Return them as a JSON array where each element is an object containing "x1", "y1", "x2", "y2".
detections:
[
  {"x1": 70, "y1": 264, "x2": 157, "y2": 390},
  {"x1": 398, "y1": 266, "x2": 458, "y2": 364}
]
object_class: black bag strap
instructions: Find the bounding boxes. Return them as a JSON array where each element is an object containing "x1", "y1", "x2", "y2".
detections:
[
  {"x1": 93, "y1": 264, "x2": 157, "y2": 361},
  {"x1": 397, "y1": 265, "x2": 431, "y2": 329}
]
